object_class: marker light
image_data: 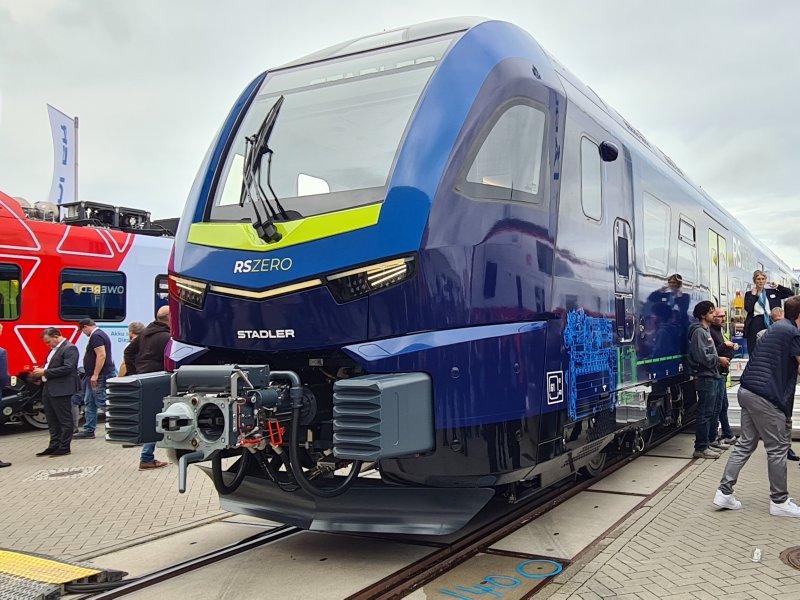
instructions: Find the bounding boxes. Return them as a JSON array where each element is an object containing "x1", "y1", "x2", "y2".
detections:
[
  {"x1": 326, "y1": 256, "x2": 415, "y2": 303},
  {"x1": 168, "y1": 274, "x2": 208, "y2": 310}
]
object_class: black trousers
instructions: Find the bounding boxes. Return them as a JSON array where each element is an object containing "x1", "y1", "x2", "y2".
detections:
[{"x1": 43, "y1": 388, "x2": 74, "y2": 451}]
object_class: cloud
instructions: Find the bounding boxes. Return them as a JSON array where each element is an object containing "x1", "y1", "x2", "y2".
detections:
[{"x1": 0, "y1": 0, "x2": 798, "y2": 268}]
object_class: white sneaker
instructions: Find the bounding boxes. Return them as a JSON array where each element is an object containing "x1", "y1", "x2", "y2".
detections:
[
  {"x1": 769, "y1": 498, "x2": 800, "y2": 517},
  {"x1": 713, "y1": 489, "x2": 742, "y2": 510}
]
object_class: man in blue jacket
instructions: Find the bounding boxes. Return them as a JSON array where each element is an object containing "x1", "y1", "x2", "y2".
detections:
[{"x1": 714, "y1": 295, "x2": 800, "y2": 517}]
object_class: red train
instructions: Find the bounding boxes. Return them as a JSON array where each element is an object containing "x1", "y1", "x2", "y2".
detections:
[{"x1": 0, "y1": 190, "x2": 173, "y2": 427}]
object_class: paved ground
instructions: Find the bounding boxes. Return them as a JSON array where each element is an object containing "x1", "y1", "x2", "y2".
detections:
[
  {"x1": 0, "y1": 421, "x2": 226, "y2": 560},
  {"x1": 541, "y1": 441, "x2": 800, "y2": 600},
  {"x1": 4, "y1": 419, "x2": 800, "y2": 600}
]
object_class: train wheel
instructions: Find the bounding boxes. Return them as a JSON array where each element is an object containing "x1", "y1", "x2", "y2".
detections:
[
  {"x1": 641, "y1": 426, "x2": 656, "y2": 448},
  {"x1": 23, "y1": 401, "x2": 48, "y2": 430},
  {"x1": 579, "y1": 452, "x2": 606, "y2": 477}
]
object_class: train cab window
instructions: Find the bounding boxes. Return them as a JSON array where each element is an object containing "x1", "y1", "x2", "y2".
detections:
[
  {"x1": 642, "y1": 192, "x2": 670, "y2": 275},
  {"x1": 59, "y1": 269, "x2": 126, "y2": 322},
  {"x1": 155, "y1": 275, "x2": 169, "y2": 315},
  {"x1": 459, "y1": 102, "x2": 546, "y2": 203},
  {"x1": 580, "y1": 137, "x2": 602, "y2": 221},
  {"x1": 211, "y1": 36, "x2": 455, "y2": 221},
  {"x1": 0, "y1": 264, "x2": 21, "y2": 320},
  {"x1": 676, "y1": 217, "x2": 697, "y2": 284}
]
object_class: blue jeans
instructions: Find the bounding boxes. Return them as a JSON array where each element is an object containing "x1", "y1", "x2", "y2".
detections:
[
  {"x1": 707, "y1": 376, "x2": 726, "y2": 443},
  {"x1": 83, "y1": 372, "x2": 115, "y2": 433},
  {"x1": 695, "y1": 377, "x2": 718, "y2": 451},
  {"x1": 141, "y1": 443, "x2": 156, "y2": 464}
]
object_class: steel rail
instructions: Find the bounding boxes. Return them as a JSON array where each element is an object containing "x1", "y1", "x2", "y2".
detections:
[{"x1": 79, "y1": 524, "x2": 300, "y2": 599}]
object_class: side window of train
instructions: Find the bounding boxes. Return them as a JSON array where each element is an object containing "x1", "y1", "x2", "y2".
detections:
[
  {"x1": 457, "y1": 102, "x2": 547, "y2": 203},
  {"x1": 0, "y1": 263, "x2": 21, "y2": 320},
  {"x1": 642, "y1": 192, "x2": 671, "y2": 275},
  {"x1": 154, "y1": 275, "x2": 169, "y2": 316},
  {"x1": 59, "y1": 269, "x2": 126, "y2": 322},
  {"x1": 580, "y1": 137, "x2": 602, "y2": 221},
  {"x1": 676, "y1": 217, "x2": 697, "y2": 284}
]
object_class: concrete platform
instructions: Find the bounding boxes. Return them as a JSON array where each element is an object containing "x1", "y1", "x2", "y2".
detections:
[
  {"x1": 490, "y1": 491, "x2": 644, "y2": 560},
  {"x1": 588, "y1": 456, "x2": 689, "y2": 496},
  {"x1": 541, "y1": 442, "x2": 800, "y2": 600}
]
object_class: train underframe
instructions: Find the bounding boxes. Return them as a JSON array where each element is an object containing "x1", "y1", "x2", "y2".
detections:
[{"x1": 106, "y1": 350, "x2": 690, "y2": 535}]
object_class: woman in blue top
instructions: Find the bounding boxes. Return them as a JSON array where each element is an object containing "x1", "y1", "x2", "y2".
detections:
[{"x1": 744, "y1": 270, "x2": 793, "y2": 357}]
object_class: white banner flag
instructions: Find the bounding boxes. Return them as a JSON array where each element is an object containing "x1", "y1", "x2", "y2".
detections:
[{"x1": 47, "y1": 104, "x2": 77, "y2": 205}]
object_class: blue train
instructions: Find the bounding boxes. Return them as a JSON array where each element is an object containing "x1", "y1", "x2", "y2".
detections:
[{"x1": 112, "y1": 18, "x2": 798, "y2": 534}]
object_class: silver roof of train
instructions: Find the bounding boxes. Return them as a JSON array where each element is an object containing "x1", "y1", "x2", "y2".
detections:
[{"x1": 275, "y1": 17, "x2": 488, "y2": 70}]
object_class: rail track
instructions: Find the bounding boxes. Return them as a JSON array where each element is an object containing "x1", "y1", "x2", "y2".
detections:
[{"x1": 75, "y1": 423, "x2": 692, "y2": 599}]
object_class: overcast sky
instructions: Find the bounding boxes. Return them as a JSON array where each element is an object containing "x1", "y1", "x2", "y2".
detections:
[{"x1": 1, "y1": 1, "x2": 798, "y2": 267}]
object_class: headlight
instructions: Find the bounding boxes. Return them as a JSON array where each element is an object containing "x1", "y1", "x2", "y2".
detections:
[
  {"x1": 168, "y1": 274, "x2": 208, "y2": 309},
  {"x1": 326, "y1": 256, "x2": 415, "y2": 303}
]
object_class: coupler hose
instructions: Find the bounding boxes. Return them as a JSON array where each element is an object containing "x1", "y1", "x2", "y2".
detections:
[
  {"x1": 211, "y1": 448, "x2": 250, "y2": 495},
  {"x1": 272, "y1": 369, "x2": 362, "y2": 498}
]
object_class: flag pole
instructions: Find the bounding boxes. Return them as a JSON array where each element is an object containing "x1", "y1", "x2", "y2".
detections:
[{"x1": 74, "y1": 116, "x2": 79, "y2": 205}]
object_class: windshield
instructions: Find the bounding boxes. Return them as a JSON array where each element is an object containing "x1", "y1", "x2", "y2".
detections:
[{"x1": 210, "y1": 36, "x2": 454, "y2": 222}]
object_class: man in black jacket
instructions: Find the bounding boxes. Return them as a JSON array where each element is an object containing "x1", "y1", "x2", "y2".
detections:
[
  {"x1": 710, "y1": 308, "x2": 738, "y2": 448},
  {"x1": 126, "y1": 306, "x2": 170, "y2": 470},
  {"x1": 31, "y1": 328, "x2": 80, "y2": 457},
  {"x1": 714, "y1": 295, "x2": 800, "y2": 517}
]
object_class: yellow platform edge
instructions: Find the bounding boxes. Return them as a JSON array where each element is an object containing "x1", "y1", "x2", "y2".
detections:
[{"x1": 0, "y1": 549, "x2": 101, "y2": 584}]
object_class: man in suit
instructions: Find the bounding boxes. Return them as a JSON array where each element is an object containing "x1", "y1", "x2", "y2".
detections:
[
  {"x1": 31, "y1": 327, "x2": 80, "y2": 457},
  {"x1": 0, "y1": 323, "x2": 11, "y2": 467}
]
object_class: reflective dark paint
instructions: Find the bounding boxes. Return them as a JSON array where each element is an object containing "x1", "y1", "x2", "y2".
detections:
[{"x1": 170, "y1": 19, "x2": 797, "y2": 491}]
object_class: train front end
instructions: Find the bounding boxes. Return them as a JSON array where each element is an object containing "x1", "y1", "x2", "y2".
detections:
[{"x1": 138, "y1": 19, "x2": 570, "y2": 534}]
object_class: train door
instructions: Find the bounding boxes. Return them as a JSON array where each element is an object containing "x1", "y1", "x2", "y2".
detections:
[
  {"x1": 551, "y1": 101, "x2": 635, "y2": 440},
  {"x1": 708, "y1": 229, "x2": 729, "y2": 318},
  {"x1": 614, "y1": 218, "x2": 635, "y2": 342}
]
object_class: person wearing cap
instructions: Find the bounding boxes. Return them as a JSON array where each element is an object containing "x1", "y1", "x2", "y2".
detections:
[{"x1": 74, "y1": 318, "x2": 116, "y2": 439}]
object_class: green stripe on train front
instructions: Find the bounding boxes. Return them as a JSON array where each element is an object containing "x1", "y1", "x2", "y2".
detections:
[{"x1": 187, "y1": 203, "x2": 382, "y2": 252}]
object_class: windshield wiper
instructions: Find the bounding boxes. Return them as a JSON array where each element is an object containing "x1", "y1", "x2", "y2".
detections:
[{"x1": 240, "y1": 95, "x2": 289, "y2": 243}]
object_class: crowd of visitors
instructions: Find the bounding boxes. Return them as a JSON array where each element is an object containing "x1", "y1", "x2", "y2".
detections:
[{"x1": 0, "y1": 311, "x2": 170, "y2": 470}]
